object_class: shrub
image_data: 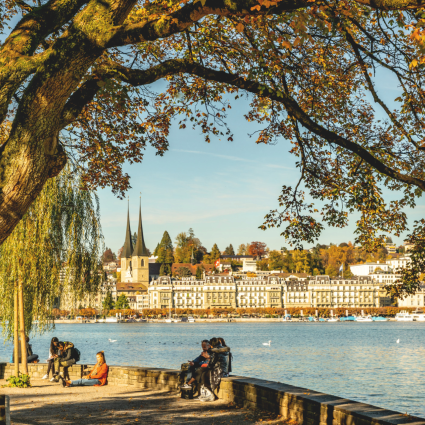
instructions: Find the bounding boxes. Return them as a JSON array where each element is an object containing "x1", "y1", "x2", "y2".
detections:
[{"x1": 4, "y1": 373, "x2": 31, "y2": 388}]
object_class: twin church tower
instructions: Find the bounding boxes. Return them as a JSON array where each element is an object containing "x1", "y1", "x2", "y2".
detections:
[{"x1": 121, "y1": 201, "x2": 150, "y2": 291}]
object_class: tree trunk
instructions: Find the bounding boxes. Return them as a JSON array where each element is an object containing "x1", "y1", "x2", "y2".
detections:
[
  {"x1": 14, "y1": 283, "x2": 19, "y2": 377},
  {"x1": 18, "y1": 279, "x2": 28, "y2": 374}
]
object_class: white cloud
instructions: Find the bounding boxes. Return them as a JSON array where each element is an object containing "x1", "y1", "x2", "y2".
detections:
[{"x1": 172, "y1": 149, "x2": 294, "y2": 170}]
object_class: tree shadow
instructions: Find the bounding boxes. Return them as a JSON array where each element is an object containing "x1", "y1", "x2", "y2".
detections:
[{"x1": 4, "y1": 380, "x2": 289, "y2": 425}]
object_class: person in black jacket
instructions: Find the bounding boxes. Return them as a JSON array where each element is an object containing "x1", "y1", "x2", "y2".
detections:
[{"x1": 53, "y1": 341, "x2": 77, "y2": 382}]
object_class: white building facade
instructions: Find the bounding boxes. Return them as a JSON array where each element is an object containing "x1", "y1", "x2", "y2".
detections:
[{"x1": 350, "y1": 262, "x2": 390, "y2": 275}]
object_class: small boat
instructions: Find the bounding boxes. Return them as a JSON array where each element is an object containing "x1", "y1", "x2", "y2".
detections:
[
  {"x1": 187, "y1": 316, "x2": 195, "y2": 323},
  {"x1": 412, "y1": 310, "x2": 425, "y2": 321},
  {"x1": 318, "y1": 318, "x2": 326, "y2": 322},
  {"x1": 340, "y1": 316, "x2": 356, "y2": 321},
  {"x1": 372, "y1": 316, "x2": 388, "y2": 321},
  {"x1": 282, "y1": 315, "x2": 292, "y2": 322},
  {"x1": 105, "y1": 317, "x2": 119, "y2": 323},
  {"x1": 356, "y1": 315, "x2": 373, "y2": 322},
  {"x1": 165, "y1": 318, "x2": 172, "y2": 323},
  {"x1": 328, "y1": 317, "x2": 338, "y2": 322},
  {"x1": 395, "y1": 311, "x2": 414, "y2": 322}
]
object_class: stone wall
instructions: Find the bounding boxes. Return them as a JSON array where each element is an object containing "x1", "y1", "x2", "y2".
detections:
[{"x1": 1, "y1": 363, "x2": 425, "y2": 425}]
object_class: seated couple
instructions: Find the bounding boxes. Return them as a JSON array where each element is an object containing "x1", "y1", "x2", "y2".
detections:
[
  {"x1": 181, "y1": 337, "x2": 231, "y2": 401},
  {"x1": 51, "y1": 341, "x2": 79, "y2": 382},
  {"x1": 57, "y1": 351, "x2": 108, "y2": 388}
]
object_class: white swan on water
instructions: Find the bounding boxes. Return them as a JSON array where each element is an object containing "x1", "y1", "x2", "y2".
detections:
[
  {"x1": 262, "y1": 340, "x2": 271, "y2": 346},
  {"x1": 109, "y1": 338, "x2": 117, "y2": 343}
]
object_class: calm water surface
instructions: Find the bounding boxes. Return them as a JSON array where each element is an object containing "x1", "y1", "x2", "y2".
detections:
[{"x1": 1, "y1": 322, "x2": 424, "y2": 417}]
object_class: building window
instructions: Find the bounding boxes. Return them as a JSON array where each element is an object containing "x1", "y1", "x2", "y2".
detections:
[{"x1": 141, "y1": 259, "x2": 144, "y2": 267}]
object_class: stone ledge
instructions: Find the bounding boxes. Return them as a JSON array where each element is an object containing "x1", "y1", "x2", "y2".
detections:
[{"x1": 1, "y1": 363, "x2": 424, "y2": 425}]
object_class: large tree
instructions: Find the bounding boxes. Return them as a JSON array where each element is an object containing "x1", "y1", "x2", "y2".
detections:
[{"x1": 2, "y1": 0, "x2": 425, "y2": 295}]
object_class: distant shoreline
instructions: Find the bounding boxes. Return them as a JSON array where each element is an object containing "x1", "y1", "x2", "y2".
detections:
[{"x1": 52, "y1": 318, "x2": 400, "y2": 324}]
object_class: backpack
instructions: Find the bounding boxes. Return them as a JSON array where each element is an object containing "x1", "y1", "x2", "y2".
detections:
[{"x1": 72, "y1": 347, "x2": 81, "y2": 363}]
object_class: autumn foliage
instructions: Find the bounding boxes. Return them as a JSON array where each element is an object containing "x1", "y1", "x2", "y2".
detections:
[
  {"x1": 137, "y1": 307, "x2": 413, "y2": 317},
  {"x1": 2, "y1": 0, "x2": 425, "y2": 298}
]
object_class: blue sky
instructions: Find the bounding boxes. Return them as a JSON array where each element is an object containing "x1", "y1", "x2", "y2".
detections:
[{"x1": 98, "y1": 85, "x2": 425, "y2": 255}]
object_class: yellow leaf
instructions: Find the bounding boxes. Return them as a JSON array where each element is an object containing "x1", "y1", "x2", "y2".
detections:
[
  {"x1": 410, "y1": 59, "x2": 418, "y2": 69},
  {"x1": 236, "y1": 23, "x2": 244, "y2": 32}
]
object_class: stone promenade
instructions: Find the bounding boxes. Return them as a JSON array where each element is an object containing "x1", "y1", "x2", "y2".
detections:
[{"x1": 0, "y1": 379, "x2": 288, "y2": 425}]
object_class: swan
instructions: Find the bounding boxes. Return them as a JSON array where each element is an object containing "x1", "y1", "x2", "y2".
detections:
[
  {"x1": 262, "y1": 340, "x2": 271, "y2": 346},
  {"x1": 109, "y1": 338, "x2": 117, "y2": 343}
]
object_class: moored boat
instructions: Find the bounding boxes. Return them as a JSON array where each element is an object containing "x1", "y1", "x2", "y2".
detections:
[
  {"x1": 372, "y1": 316, "x2": 388, "y2": 321},
  {"x1": 412, "y1": 310, "x2": 425, "y2": 321},
  {"x1": 356, "y1": 315, "x2": 373, "y2": 322},
  {"x1": 395, "y1": 311, "x2": 413, "y2": 321}
]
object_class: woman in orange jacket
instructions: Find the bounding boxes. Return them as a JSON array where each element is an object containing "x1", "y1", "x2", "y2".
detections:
[{"x1": 61, "y1": 351, "x2": 108, "y2": 387}]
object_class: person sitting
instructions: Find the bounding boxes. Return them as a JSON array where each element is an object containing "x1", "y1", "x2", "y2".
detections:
[
  {"x1": 42, "y1": 337, "x2": 59, "y2": 380},
  {"x1": 217, "y1": 337, "x2": 231, "y2": 377},
  {"x1": 181, "y1": 340, "x2": 211, "y2": 392},
  {"x1": 53, "y1": 341, "x2": 78, "y2": 382},
  {"x1": 60, "y1": 352, "x2": 108, "y2": 387},
  {"x1": 26, "y1": 336, "x2": 39, "y2": 363},
  {"x1": 11, "y1": 336, "x2": 39, "y2": 363}
]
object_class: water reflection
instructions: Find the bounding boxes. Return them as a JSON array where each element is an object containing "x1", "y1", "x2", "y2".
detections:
[{"x1": 0, "y1": 321, "x2": 423, "y2": 417}]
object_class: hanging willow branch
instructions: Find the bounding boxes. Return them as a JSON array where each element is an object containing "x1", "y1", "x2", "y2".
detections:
[{"x1": 0, "y1": 166, "x2": 103, "y2": 340}]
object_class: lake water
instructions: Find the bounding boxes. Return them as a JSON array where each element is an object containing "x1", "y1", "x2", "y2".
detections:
[{"x1": 1, "y1": 322, "x2": 424, "y2": 418}]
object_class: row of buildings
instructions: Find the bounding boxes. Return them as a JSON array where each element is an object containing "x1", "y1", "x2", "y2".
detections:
[
  {"x1": 65, "y1": 274, "x2": 417, "y2": 312},
  {"x1": 57, "y1": 204, "x2": 424, "y2": 313}
]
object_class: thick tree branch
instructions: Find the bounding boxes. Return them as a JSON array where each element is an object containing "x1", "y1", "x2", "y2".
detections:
[
  {"x1": 93, "y1": 60, "x2": 425, "y2": 191},
  {"x1": 61, "y1": 59, "x2": 425, "y2": 191},
  {"x1": 106, "y1": 0, "x2": 309, "y2": 47},
  {"x1": 1, "y1": 0, "x2": 89, "y2": 57},
  {"x1": 353, "y1": 0, "x2": 425, "y2": 9}
]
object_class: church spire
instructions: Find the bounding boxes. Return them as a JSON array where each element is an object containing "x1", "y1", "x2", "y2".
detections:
[
  {"x1": 122, "y1": 201, "x2": 133, "y2": 258},
  {"x1": 133, "y1": 196, "x2": 149, "y2": 256}
]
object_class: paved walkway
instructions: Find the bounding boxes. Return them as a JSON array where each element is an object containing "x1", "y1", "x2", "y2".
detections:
[{"x1": 1, "y1": 379, "x2": 290, "y2": 425}]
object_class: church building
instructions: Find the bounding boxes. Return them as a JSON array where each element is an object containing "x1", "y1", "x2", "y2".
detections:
[{"x1": 118, "y1": 202, "x2": 160, "y2": 296}]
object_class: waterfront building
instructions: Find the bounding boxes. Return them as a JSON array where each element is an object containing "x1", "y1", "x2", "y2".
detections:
[
  {"x1": 283, "y1": 280, "x2": 310, "y2": 307},
  {"x1": 236, "y1": 276, "x2": 282, "y2": 308},
  {"x1": 309, "y1": 276, "x2": 385, "y2": 308},
  {"x1": 350, "y1": 261, "x2": 390, "y2": 276},
  {"x1": 397, "y1": 285, "x2": 425, "y2": 308},
  {"x1": 204, "y1": 276, "x2": 237, "y2": 308},
  {"x1": 145, "y1": 274, "x2": 392, "y2": 312}
]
